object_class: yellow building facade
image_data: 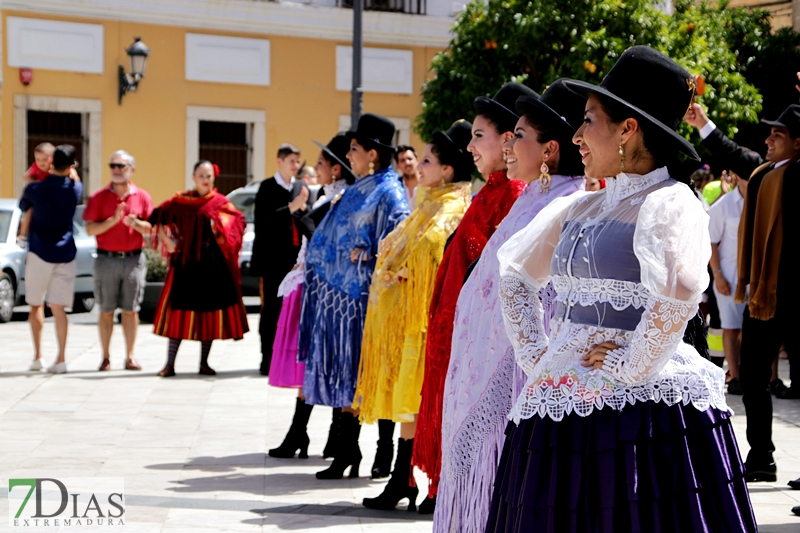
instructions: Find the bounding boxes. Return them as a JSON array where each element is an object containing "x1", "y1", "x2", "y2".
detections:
[{"x1": 1, "y1": 0, "x2": 455, "y2": 202}]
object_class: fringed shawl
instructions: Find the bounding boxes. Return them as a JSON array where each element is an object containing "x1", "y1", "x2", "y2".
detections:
[
  {"x1": 353, "y1": 182, "x2": 472, "y2": 424},
  {"x1": 413, "y1": 169, "x2": 524, "y2": 489},
  {"x1": 299, "y1": 168, "x2": 410, "y2": 407},
  {"x1": 432, "y1": 175, "x2": 584, "y2": 533},
  {"x1": 151, "y1": 189, "x2": 246, "y2": 289}
]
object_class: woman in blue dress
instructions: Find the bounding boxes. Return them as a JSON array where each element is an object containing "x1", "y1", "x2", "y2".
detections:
[
  {"x1": 299, "y1": 113, "x2": 410, "y2": 479},
  {"x1": 485, "y1": 47, "x2": 756, "y2": 532}
]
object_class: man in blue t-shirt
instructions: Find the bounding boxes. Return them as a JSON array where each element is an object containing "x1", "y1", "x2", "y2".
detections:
[{"x1": 19, "y1": 144, "x2": 83, "y2": 374}]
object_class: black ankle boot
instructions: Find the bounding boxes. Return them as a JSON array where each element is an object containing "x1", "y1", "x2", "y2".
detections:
[
  {"x1": 371, "y1": 419, "x2": 395, "y2": 479},
  {"x1": 363, "y1": 438, "x2": 418, "y2": 511},
  {"x1": 322, "y1": 408, "x2": 341, "y2": 459},
  {"x1": 269, "y1": 398, "x2": 313, "y2": 459},
  {"x1": 317, "y1": 412, "x2": 362, "y2": 479},
  {"x1": 418, "y1": 495, "x2": 436, "y2": 514}
]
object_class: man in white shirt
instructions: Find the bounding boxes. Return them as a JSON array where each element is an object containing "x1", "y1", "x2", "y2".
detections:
[
  {"x1": 707, "y1": 174, "x2": 747, "y2": 394},
  {"x1": 394, "y1": 145, "x2": 419, "y2": 210}
]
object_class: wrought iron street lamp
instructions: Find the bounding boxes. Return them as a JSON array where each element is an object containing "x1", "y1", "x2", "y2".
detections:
[{"x1": 118, "y1": 37, "x2": 150, "y2": 105}]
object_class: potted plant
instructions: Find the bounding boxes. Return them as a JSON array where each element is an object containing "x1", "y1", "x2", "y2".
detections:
[{"x1": 139, "y1": 247, "x2": 167, "y2": 323}]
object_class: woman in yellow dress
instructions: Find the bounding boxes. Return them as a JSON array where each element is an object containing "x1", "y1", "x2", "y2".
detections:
[{"x1": 353, "y1": 120, "x2": 475, "y2": 511}]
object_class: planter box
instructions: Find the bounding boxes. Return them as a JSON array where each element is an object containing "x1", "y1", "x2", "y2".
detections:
[{"x1": 139, "y1": 281, "x2": 164, "y2": 323}]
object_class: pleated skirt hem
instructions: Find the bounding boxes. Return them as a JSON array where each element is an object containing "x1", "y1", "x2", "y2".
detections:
[{"x1": 485, "y1": 401, "x2": 757, "y2": 533}]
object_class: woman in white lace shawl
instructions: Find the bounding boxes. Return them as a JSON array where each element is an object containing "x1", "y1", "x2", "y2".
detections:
[
  {"x1": 433, "y1": 79, "x2": 585, "y2": 532},
  {"x1": 485, "y1": 46, "x2": 756, "y2": 533}
]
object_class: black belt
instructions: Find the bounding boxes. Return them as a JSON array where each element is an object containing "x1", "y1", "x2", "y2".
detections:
[{"x1": 97, "y1": 249, "x2": 143, "y2": 258}]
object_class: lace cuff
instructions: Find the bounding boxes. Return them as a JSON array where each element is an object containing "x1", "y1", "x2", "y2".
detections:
[
  {"x1": 602, "y1": 294, "x2": 694, "y2": 384},
  {"x1": 499, "y1": 273, "x2": 549, "y2": 375}
]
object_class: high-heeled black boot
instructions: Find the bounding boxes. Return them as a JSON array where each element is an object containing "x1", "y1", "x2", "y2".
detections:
[
  {"x1": 418, "y1": 495, "x2": 436, "y2": 514},
  {"x1": 371, "y1": 419, "x2": 395, "y2": 478},
  {"x1": 363, "y1": 438, "x2": 418, "y2": 511},
  {"x1": 269, "y1": 398, "x2": 313, "y2": 458},
  {"x1": 322, "y1": 408, "x2": 341, "y2": 459},
  {"x1": 316, "y1": 411, "x2": 362, "y2": 479}
]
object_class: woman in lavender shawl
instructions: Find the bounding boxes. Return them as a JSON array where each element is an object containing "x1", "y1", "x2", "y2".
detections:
[{"x1": 434, "y1": 80, "x2": 585, "y2": 532}]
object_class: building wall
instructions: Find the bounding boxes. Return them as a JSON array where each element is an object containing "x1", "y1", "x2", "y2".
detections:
[
  {"x1": 728, "y1": 0, "x2": 794, "y2": 29},
  {"x1": 1, "y1": 3, "x2": 448, "y2": 203}
]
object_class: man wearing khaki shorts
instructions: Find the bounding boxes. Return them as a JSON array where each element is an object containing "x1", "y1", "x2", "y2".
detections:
[
  {"x1": 20, "y1": 145, "x2": 83, "y2": 374},
  {"x1": 84, "y1": 150, "x2": 152, "y2": 371}
]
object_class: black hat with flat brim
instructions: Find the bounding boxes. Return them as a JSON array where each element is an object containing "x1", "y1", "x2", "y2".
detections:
[
  {"x1": 515, "y1": 78, "x2": 587, "y2": 138},
  {"x1": 474, "y1": 82, "x2": 540, "y2": 133},
  {"x1": 431, "y1": 119, "x2": 476, "y2": 176},
  {"x1": 313, "y1": 132, "x2": 356, "y2": 183},
  {"x1": 563, "y1": 46, "x2": 700, "y2": 161},
  {"x1": 345, "y1": 113, "x2": 396, "y2": 151},
  {"x1": 761, "y1": 104, "x2": 800, "y2": 139}
]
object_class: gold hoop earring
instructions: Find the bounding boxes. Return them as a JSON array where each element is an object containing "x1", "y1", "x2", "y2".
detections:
[
  {"x1": 619, "y1": 144, "x2": 625, "y2": 171},
  {"x1": 539, "y1": 161, "x2": 551, "y2": 193},
  {"x1": 368, "y1": 161, "x2": 375, "y2": 175}
]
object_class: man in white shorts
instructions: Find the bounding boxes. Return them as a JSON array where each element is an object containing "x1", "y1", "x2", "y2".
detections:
[
  {"x1": 708, "y1": 172, "x2": 747, "y2": 394},
  {"x1": 20, "y1": 145, "x2": 83, "y2": 374}
]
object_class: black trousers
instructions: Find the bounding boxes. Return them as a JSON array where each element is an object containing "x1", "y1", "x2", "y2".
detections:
[
  {"x1": 739, "y1": 307, "x2": 798, "y2": 464},
  {"x1": 259, "y1": 277, "x2": 284, "y2": 373}
]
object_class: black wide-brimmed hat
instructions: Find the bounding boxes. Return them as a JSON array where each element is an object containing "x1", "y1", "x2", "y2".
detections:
[
  {"x1": 346, "y1": 113, "x2": 396, "y2": 151},
  {"x1": 761, "y1": 104, "x2": 800, "y2": 138},
  {"x1": 564, "y1": 46, "x2": 700, "y2": 160},
  {"x1": 474, "y1": 82, "x2": 540, "y2": 133},
  {"x1": 431, "y1": 120, "x2": 476, "y2": 178},
  {"x1": 313, "y1": 132, "x2": 356, "y2": 183},
  {"x1": 515, "y1": 78, "x2": 587, "y2": 137}
]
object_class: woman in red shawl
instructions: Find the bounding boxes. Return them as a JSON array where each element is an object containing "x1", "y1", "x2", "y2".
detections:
[
  {"x1": 412, "y1": 83, "x2": 536, "y2": 513},
  {"x1": 151, "y1": 160, "x2": 248, "y2": 377}
]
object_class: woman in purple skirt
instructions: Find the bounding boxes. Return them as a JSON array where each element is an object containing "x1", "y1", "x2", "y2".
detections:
[{"x1": 486, "y1": 46, "x2": 757, "y2": 533}]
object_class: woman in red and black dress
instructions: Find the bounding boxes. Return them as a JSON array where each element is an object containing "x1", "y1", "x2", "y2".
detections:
[{"x1": 151, "y1": 160, "x2": 248, "y2": 377}]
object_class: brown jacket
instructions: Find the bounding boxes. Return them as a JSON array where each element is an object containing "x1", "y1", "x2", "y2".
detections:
[{"x1": 736, "y1": 163, "x2": 782, "y2": 319}]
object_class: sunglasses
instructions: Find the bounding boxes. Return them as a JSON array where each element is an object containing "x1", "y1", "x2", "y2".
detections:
[{"x1": 109, "y1": 163, "x2": 129, "y2": 169}]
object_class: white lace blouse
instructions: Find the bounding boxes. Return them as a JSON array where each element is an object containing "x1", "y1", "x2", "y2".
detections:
[{"x1": 497, "y1": 167, "x2": 728, "y2": 422}]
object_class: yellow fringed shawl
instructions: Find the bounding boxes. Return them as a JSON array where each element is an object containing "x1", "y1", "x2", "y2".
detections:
[{"x1": 353, "y1": 181, "x2": 472, "y2": 424}]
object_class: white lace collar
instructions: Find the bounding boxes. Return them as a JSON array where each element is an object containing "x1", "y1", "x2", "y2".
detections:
[
  {"x1": 323, "y1": 178, "x2": 347, "y2": 199},
  {"x1": 313, "y1": 179, "x2": 348, "y2": 210},
  {"x1": 602, "y1": 166, "x2": 670, "y2": 210}
]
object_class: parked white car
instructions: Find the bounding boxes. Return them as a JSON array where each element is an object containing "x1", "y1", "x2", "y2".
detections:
[{"x1": 0, "y1": 199, "x2": 96, "y2": 322}]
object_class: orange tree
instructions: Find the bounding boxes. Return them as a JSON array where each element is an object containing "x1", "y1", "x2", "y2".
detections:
[{"x1": 416, "y1": 0, "x2": 770, "y2": 149}]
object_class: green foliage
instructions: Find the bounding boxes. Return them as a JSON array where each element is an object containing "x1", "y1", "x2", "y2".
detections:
[
  {"x1": 144, "y1": 247, "x2": 167, "y2": 283},
  {"x1": 416, "y1": 0, "x2": 768, "y2": 147},
  {"x1": 734, "y1": 25, "x2": 800, "y2": 152}
]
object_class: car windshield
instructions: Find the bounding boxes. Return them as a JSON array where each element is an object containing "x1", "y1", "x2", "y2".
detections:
[
  {"x1": 228, "y1": 192, "x2": 255, "y2": 223},
  {"x1": 0, "y1": 210, "x2": 12, "y2": 243}
]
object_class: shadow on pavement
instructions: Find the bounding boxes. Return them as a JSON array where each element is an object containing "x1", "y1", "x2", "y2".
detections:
[
  {"x1": 69, "y1": 369, "x2": 264, "y2": 380},
  {"x1": 247, "y1": 501, "x2": 433, "y2": 524},
  {"x1": 168, "y1": 472, "x2": 375, "y2": 497},
  {"x1": 147, "y1": 453, "x2": 270, "y2": 472},
  {"x1": 146, "y1": 453, "x2": 336, "y2": 473}
]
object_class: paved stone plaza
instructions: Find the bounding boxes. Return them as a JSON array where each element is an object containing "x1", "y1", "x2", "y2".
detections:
[{"x1": 1, "y1": 305, "x2": 799, "y2": 532}]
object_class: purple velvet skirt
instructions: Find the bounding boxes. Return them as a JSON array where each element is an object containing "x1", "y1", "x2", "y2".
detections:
[
  {"x1": 268, "y1": 286, "x2": 305, "y2": 388},
  {"x1": 485, "y1": 401, "x2": 757, "y2": 533}
]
